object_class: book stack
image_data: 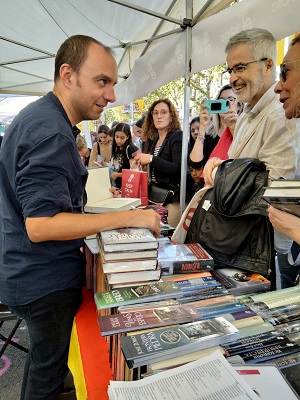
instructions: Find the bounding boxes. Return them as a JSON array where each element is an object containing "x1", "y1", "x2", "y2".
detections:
[
  {"x1": 262, "y1": 179, "x2": 300, "y2": 217},
  {"x1": 120, "y1": 317, "x2": 240, "y2": 368},
  {"x1": 97, "y1": 227, "x2": 161, "y2": 288}
]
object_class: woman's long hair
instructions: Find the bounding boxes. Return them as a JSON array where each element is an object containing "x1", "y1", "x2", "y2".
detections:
[
  {"x1": 142, "y1": 98, "x2": 181, "y2": 140},
  {"x1": 111, "y1": 123, "x2": 134, "y2": 158}
]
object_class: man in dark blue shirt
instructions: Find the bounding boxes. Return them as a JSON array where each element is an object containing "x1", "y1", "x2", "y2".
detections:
[{"x1": 0, "y1": 35, "x2": 160, "y2": 400}]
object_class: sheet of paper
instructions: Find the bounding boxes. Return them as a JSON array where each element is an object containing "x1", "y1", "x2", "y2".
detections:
[{"x1": 108, "y1": 349, "x2": 260, "y2": 400}]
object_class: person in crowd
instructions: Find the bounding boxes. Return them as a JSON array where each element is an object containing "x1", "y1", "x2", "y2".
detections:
[
  {"x1": 137, "y1": 115, "x2": 156, "y2": 154},
  {"x1": 188, "y1": 116, "x2": 200, "y2": 150},
  {"x1": 76, "y1": 134, "x2": 90, "y2": 166},
  {"x1": 110, "y1": 122, "x2": 138, "y2": 188},
  {"x1": 134, "y1": 98, "x2": 183, "y2": 227},
  {"x1": 189, "y1": 84, "x2": 242, "y2": 168},
  {"x1": 131, "y1": 120, "x2": 143, "y2": 151},
  {"x1": 0, "y1": 35, "x2": 160, "y2": 400},
  {"x1": 267, "y1": 35, "x2": 300, "y2": 284},
  {"x1": 88, "y1": 124, "x2": 111, "y2": 167},
  {"x1": 107, "y1": 127, "x2": 114, "y2": 145},
  {"x1": 90, "y1": 131, "x2": 98, "y2": 145},
  {"x1": 202, "y1": 28, "x2": 299, "y2": 289}
]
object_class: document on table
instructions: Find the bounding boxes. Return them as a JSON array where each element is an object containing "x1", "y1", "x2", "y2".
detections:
[{"x1": 108, "y1": 349, "x2": 260, "y2": 400}]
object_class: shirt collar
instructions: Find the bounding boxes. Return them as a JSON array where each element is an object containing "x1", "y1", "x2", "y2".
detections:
[{"x1": 47, "y1": 91, "x2": 80, "y2": 139}]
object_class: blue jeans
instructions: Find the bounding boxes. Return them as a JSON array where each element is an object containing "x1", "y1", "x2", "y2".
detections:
[{"x1": 9, "y1": 288, "x2": 82, "y2": 400}]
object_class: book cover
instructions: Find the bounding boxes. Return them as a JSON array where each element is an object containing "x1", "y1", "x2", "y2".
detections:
[
  {"x1": 98, "y1": 303, "x2": 202, "y2": 336},
  {"x1": 99, "y1": 228, "x2": 158, "y2": 252},
  {"x1": 163, "y1": 273, "x2": 221, "y2": 292},
  {"x1": 158, "y1": 243, "x2": 214, "y2": 274},
  {"x1": 94, "y1": 281, "x2": 183, "y2": 311},
  {"x1": 106, "y1": 267, "x2": 161, "y2": 285},
  {"x1": 120, "y1": 317, "x2": 240, "y2": 368},
  {"x1": 262, "y1": 180, "x2": 300, "y2": 218},
  {"x1": 211, "y1": 268, "x2": 271, "y2": 295}
]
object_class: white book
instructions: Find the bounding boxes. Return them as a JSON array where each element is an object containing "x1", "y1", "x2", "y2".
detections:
[
  {"x1": 106, "y1": 267, "x2": 161, "y2": 285},
  {"x1": 84, "y1": 167, "x2": 141, "y2": 213}
]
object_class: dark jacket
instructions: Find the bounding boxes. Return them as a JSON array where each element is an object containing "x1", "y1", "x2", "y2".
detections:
[
  {"x1": 150, "y1": 129, "x2": 182, "y2": 189},
  {"x1": 186, "y1": 158, "x2": 274, "y2": 277}
]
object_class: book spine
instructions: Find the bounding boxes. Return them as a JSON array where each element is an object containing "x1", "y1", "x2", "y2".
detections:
[
  {"x1": 225, "y1": 337, "x2": 291, "y2": 357},
  {"x1": 229, "y1": 342, "x2": 300, "y2": 364},
  {"x1": 172, "y1": 259, "x2": 214, "y2": 273}
]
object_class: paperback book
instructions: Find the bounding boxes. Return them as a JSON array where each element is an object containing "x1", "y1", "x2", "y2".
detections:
[
  {"x1": 94, "y1": 281, "x2": 183, "y2": 312},
  {"x1": 158, "y1": 243, "x2": 214, "y2": 274},
  {"x1": 120, "y1": 316, "x2": 240, "y2": 368},
  {"x1": 98, "y1": 227, "x2": 158, "y2": 252},
  {"x1": 211, "y1": 268, "x2": 271, "y2": 295},
  {"x1": 98, "y1": 303, "x2": 202, "y2": 336},
  {"x1": 262, "y1": 179, "x2": 300, "y2": 218}
]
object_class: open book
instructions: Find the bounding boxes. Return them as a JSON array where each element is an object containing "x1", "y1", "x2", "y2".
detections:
[{"x1": 84, "y1": 167, "x2": 141, "y2": 213}]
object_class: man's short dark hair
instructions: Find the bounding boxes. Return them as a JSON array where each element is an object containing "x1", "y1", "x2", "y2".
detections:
[{"x1": 54, "y1": 35, "x2": 114, "y2": 81}]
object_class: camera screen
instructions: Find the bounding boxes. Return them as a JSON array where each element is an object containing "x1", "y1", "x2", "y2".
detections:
[{"x1": 210, "y1": 102, "x2": 222, "y2": 111}]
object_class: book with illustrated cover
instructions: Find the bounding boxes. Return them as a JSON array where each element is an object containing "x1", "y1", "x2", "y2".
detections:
[
  {"x1": 120, "y1": 316, "x2": 240, "y2": 368},
  {"x1": 106, "y1": 267, "x2": 161, "y2": 285},
  {"x1": 211, "y1": 268, "x2": 271, "y2": 295},
  {"x1": 111, "y1": 278, "x2": 164, "y2": 290},
  {"x1": 158, "y1": 243, "x2": 214, "y2": 274},
  {"x1": 98, "y1": 303, "x2": 202, "y2": 336},
  {"x1": 163, "y1": 273, "x2": 221, "y2": 292},
  {"x1": 262, "y1": 179, "x2": 300, "y2": 218},
  {"x1": 94, "y1": 281, "x2": 183, "y2": 312},
  {"x1": 98, "y1": 228, "x2": 158, "y2": 252}
]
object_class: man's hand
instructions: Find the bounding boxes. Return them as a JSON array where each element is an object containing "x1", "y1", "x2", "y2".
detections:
[
  {"x1": 203, "y1": 157, "x2": 222, "y2": 186},
  {"x1": 131, "y1": 209, "x2": 161, "y2": 237},
  {"x1": 268, "y1": 205, "x2": 300, "y2": 245}
]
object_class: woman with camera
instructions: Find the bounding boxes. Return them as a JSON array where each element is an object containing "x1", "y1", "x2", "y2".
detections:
[{"x1": 189, "y1": 84, "x2": 242, "y2": 169}]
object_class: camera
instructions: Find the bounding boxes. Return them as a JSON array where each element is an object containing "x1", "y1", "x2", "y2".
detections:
[{"x1": 204, "y1": 99, "x2": 230, "y2": 114}]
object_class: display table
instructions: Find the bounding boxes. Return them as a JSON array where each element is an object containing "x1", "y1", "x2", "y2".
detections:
[{"x1": 68, "y1": 287, "x2": 112, "y2": 400}]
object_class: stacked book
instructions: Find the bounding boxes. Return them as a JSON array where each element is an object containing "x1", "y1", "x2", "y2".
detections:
[{"x1": 97, "y1": 227, "x2": 161, "y2": 288}]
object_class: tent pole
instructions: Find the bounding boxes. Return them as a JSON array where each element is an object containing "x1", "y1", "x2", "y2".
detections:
[{"x1": 179, "y1": 0, "x2": 192, "y2": 218}]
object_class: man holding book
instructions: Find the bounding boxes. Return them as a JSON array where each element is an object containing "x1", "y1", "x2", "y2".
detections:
[
  {"x1": 268, "y1": 35, "x2": 300, "y2": 283},
  {"x1": 203, "y1": 28, "x2": 299, "y2": 290},
  {"x1": 0, "y1": 35, "x2": 160, "y2": 400}
]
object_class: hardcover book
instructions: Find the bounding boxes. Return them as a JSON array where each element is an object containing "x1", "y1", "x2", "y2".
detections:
[
  {"x1": 99, "y1": 227, "x2": 158, "y2": 252},
  {"x1": 158, "y1": 243, "x2": 214, "y2": 274},
  {"x1": 211, "y1": 268, "x2": 271, "y2": 295},
  {"x1": 98, "y1": 303, "x2": 202, "y2": 336},
  {"x1": 120, "y1": 316, "x2": 240, "y2": 368},
  {"x1": 94, "y1": 281, "x2": 183, "y2": 311},
  {"x1": 262, "y1": 179, "x2": 300, "y2": 218},
  {"x1": 106, "y1": 267, "x2": 161, "y2": 285},
  {"x1": 100, "y1": 255, "x2": 158, "y2": 274}
]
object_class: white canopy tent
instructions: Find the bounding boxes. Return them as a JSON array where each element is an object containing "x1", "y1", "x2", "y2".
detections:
[{"x1": 1, "y1": 0, "x2": 300, "y2": 212}]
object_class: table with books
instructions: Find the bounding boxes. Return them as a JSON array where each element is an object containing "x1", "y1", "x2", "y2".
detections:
[{"x1": 71, "y1": 227, "x2": 300, "y2": 399}]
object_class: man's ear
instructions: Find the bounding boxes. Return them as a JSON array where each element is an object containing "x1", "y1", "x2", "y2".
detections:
[
  {"x1": 265, "y1": 58, "x2": 274, "y2": 75},
  {"x1": 59, "y1": 63, "x2": 73, "y2": 88}
]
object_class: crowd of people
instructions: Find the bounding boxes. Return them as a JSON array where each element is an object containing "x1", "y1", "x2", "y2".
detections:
[{"x1": 1, "y1": 27, "x2": 300, "y2": 399}]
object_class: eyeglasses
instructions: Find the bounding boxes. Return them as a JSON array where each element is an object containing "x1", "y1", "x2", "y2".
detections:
[
  {"x1": 220, "y1": 96, "x2": 237, "y2": 104},
  {"x1": 225, "y1": 58, "x2": 268, "y2": 75},
  {"x1": 152, "y1": 110, "x2": 169, "y2": 117},
  {"x1": 280, "y1": 59, "x2": 300, "y2": 82}
]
